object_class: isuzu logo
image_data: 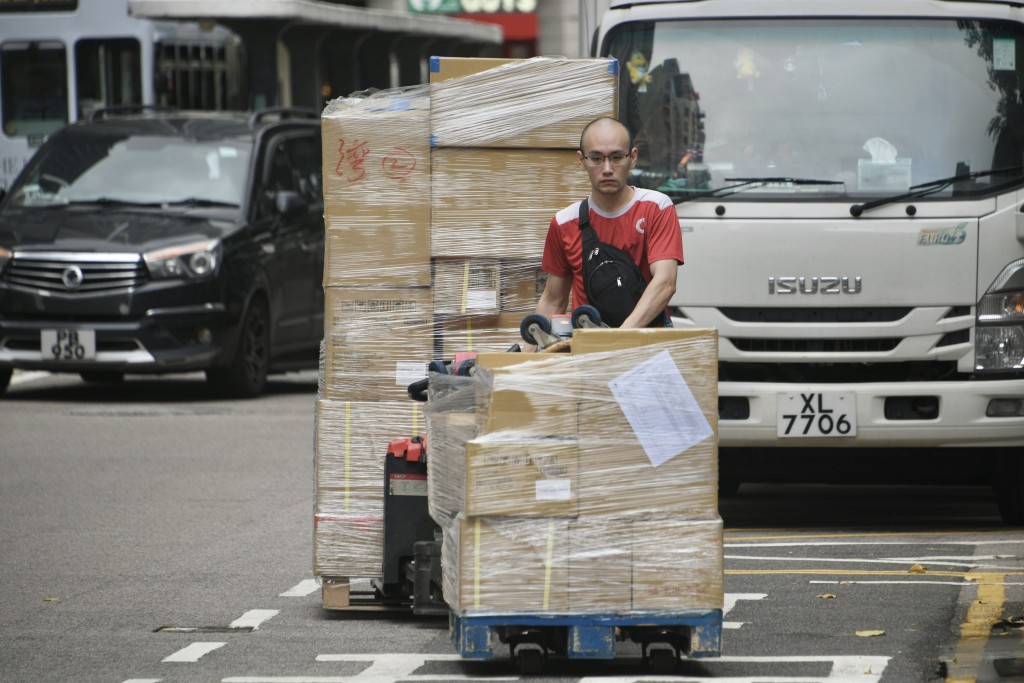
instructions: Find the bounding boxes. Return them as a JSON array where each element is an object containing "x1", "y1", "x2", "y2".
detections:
[
  {"x1": 61, "y1": 265, "x2": 84, "y2": 289},
  {"x1": 768, "y1": 276, "x2": 862, "y2": 295}
]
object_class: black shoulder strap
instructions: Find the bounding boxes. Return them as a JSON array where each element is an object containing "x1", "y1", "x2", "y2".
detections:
[{"x1": 578, "y1": 198, "x2": 590, "y2": 230}]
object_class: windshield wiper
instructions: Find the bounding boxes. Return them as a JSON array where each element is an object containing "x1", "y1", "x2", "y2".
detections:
[
  {"x1": 163, "y1": 198, "x2": 240, "y2": 208},
  {"x1": 666, "y1": 177, "x2": 844, "y2": 204},
  {"x1": 849, "y1": 165, "x2": 1024, "y2": 217},
  {"x1": 66, "y1": 198, "x2": 164, "y2": 208}
]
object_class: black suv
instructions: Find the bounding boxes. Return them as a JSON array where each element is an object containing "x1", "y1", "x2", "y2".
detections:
[{"x1": 0, "y1": 108, "x2": 324, "y2": 397}]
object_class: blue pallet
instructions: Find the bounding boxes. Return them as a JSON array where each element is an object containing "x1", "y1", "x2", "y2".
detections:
[{"x1": 450, "y1": 609, "x2": 722, "y2": 660}]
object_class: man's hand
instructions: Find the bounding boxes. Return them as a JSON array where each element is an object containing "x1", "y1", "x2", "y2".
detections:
[{"x1": 527, "y1": 273, "x2": 571, "y2": 351}]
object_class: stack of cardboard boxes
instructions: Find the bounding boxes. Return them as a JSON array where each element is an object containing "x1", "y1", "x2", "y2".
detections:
[
  {"x1": 314, "y1": 58, "x2": 619, "y2": 606},
  {"x1": 428, "y1": 328, "x2": 723, "y2": 615}
]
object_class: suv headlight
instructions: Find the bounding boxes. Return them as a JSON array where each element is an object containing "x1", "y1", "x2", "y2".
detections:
[
  {"x1": 976, "y1": 259, "x2": 1024, "y2": 371},
  {"x1": 144, "y1": 240, "x2": 221, "y2": 280}
]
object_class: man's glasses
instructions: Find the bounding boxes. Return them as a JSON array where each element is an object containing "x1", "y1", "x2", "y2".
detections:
[{"x1": 582, "y1": 152, "x2": 631, "y2": 167}]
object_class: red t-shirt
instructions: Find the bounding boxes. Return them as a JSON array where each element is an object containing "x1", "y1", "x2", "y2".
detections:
[{"x1": 541, "y1": 187, "x2": 683, "y2": 309}]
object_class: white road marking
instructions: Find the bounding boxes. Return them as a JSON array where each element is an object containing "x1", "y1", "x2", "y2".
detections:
[
  {"x1": 122, "y1": 679, "x2": 161, "y2": 683},
  {"x1": 280, "y1": 579, "x2": 320, "y2": 597},
  {"x1": 726, "y1": 554, "x2": 1021, "y2": 571},
  {"x1": 577, "y1": 655, "x2": 891, "y2": 682},
  {"x1": 722, "y1": 593, "x2": 766, "y2": 630},
  {"x1": 810, "y1": 580, "x2": 1024, "y2": 586},
  {"x1": 162, "y1": 641, "x2": 226, "y2": 663},
  {"x1": 10, "y1": 371, "x2": 50, "y2": 386},
  {"x1": 230, "y1": 609, "x2": 279, "y2": 630}
]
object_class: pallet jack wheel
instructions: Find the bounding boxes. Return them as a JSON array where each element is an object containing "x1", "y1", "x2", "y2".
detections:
[
  {"x1": 519, "y1": 314, "x2": 551, "y2": 346},
  {"x1": 513, "y1": 646, "x2": 546, "y2": 675},
  {"x1": 646, "y1": 648, "x2": 678, "y2": 674},
  {"x1": 571, "y1": 305, "x2": 602, "y2": 329}
]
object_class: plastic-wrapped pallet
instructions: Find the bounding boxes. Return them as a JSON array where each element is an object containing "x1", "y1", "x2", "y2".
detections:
[{"x1": 429, "y1": 328, "x2": 723, "y2": 616}]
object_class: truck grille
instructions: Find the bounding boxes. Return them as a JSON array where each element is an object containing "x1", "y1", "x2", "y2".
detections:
[{"x1": 6, "y1": 253, "x2": 148, "y2": 293}]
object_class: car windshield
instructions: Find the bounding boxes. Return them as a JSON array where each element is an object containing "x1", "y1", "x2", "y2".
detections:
[
  {"x1": 606, "y1": 18, "x2": 1024, "y2": 199},
  {"x1": 7, "y1": 131, "x2": 252, "y2": 208}
]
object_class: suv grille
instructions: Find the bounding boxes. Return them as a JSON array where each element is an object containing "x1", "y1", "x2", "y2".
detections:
[{"x1": 7, "y1": 253, "x2": 148, "y2": 293}]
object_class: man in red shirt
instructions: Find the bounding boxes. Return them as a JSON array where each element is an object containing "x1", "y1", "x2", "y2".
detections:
[{"x1": 533, "y1": 117, "x2": 683, "y2": 335}]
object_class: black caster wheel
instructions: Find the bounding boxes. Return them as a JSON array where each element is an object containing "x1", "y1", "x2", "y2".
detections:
[
  {"x1": 455, "y1": 358, "x2": 476, "y2": 376},
  {"x1": 519, "y1": 314, "x2": 551, "y2": 345},
  {"x1": 572, "y1": 305, "x2": 601, "y2": 329},
  {"x1": 513, "y1": 646, "x2": 546, "y2": 675},
  {"x1": 646, "y1": 648, "x2": 678, "y2": 674}
]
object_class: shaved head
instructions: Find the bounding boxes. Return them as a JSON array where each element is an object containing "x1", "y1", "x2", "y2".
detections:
[{"x1": 579, "y1": 117, "x2": 632, "y2": 154}]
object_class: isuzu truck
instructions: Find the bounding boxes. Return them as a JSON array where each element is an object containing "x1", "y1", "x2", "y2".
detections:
[{"x1": 595, "y1": 0, "x2": 1024, "y2": 522}]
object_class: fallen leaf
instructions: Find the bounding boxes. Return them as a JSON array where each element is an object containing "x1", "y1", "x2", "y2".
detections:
[
  {"x1": 43, "y1": 597, "x2": 60, "y2": 602},
  {"x1": 816, "y1": 594, "x2": 838, "y2": 599},
  {"x1": 864, "y1": 666, "x2": 873, "y2": 675},
  {"x1": 839, "y1": 580, "x2": 854, "y2": 585},
  {"x1": 856, "y1": 630, "x2": 886, "y2": 637},
  {"x1": 908, "y1": 564, "x2": 927, "y2": 574}
]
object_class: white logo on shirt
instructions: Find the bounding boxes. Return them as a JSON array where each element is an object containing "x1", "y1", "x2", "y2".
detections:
[{"x1": 635, "y1": 218, "x2": 647, "y2": 234}]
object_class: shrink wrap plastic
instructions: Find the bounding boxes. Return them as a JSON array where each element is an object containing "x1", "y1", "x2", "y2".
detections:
[
  {"x1": 427, "y1": 328, "x2": 724, "y2": 616},
  {"x1": 314, "y1": 58, "x2": 725, "y2": 603}
]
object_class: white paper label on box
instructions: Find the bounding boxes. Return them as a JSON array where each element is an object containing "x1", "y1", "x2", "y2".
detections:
[
  {"x1": 608, "y1": 349, "x2": 714, "y2": 468},
  {"x1": 535, "y1": 479, "x2": 571, "y2": 501},
  {"x1": 465, "y1": 290, "x2": 498, "y2": 310},
  {"x1": 395, "y1": 360, "x2": 428, "y2": 386}
]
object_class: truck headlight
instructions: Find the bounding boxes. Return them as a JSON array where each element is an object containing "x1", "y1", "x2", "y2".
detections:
[
  {"x1": 976, "y1": 326, "x2": 1024, "y2": 370},
  {"x1": 144, "y1": 240, "x2": 220, "y2": 280},
  {"x1": 976, "y1": 259, "x2": 1024, "y2": 371}
]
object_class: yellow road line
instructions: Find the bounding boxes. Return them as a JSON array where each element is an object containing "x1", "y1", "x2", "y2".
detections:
[
  {"x1": 725, "y1": 530, "x2": 1015, "y2": 541},
  {"x1": 946, "y1": 572, "x2": 1006, "y2": 683}
]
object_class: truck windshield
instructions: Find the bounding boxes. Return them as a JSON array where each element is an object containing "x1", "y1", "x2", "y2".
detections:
[
  {"x1": 7, "y1": 132, "x2": 252, "y2": 209},
  {"x1": 606, "y1": 18, "x2": 1024, "y2": 199}
]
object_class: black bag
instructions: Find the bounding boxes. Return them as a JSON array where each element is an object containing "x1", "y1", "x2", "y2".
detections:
[{"x1": 578, "y1": 198, "x2": 649, "y2": 328}]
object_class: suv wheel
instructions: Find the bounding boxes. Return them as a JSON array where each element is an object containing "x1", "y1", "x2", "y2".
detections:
[
  {"x1": 0, "y1": 368, "x2": 11, "y2": 395},
  {"x1": 207, "y1": 299, "x2": 269, "y2": 398}
]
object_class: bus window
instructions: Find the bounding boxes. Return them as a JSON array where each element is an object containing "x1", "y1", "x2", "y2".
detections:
[
  {"x1": 1, "y1": 41, "x2": 68, "y2": 143},
  {"x1": 74, "y1": 38, "x2": 142, "y2": 120}
]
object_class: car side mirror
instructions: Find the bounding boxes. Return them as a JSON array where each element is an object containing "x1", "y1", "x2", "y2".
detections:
[{"x1": 275, "y1": 190, "x2": 307, "y2": 217}]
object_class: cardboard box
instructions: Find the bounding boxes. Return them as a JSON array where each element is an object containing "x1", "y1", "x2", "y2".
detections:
[
  {"x1": 631, "y1": 518, "x2": 724, "y2": 611},
  {"x1": 571, "y1": 328, "x2": 720, "y2": 518},
  {"x1": 501, "y1": 259, "x2": 546, "y2": 312},
  {"x1": 433, "y1": 258, "x2": 500, "y2": 315},
  {"x1": 473, "y1": 352, "x2": 579, "y2": 437},
  {"x1": 321, "y1": 94, "x2": 431, "y2": 286},
  {"x1": 427, "y1": 411, "x2": 477, "y2": 523},
  {"x1": 439, "y1": 313, "x2": 524, "y2": 358},
  {"x1": 447, "y1": 516, "x2": 571, "y2": 614},
  {"x1": 322, "y1": 288, "x2": 434, "y2": 401},
  {"x1": 315, "y1": 399, "x2": 426, "y2": 493},
  {"x1": 430, "y1": 148, "x2": 590, "y2": 258},
  {"x1": 465, "y1": 439, "x2": 579, "y2": 517},
  {"x1": 568, "y1": 516, "x2": 632, "y2": 612},
  {"x1": 429, "y1": 56, "x2": 619, "y2": 148},
  {"x1": 313, "y1": 513, "x2": 384, "y2": 578}
]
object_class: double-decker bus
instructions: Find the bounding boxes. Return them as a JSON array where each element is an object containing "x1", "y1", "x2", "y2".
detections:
[{"x1": 0, "y1": 0, "x2": 245, "y2": 190}]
